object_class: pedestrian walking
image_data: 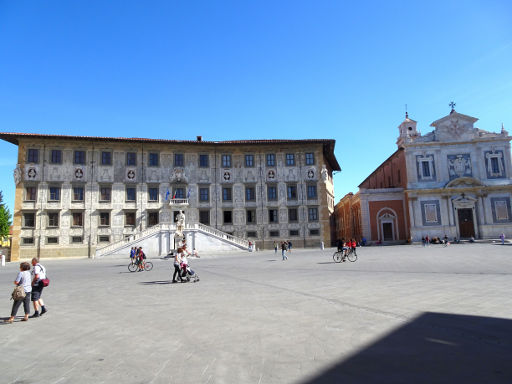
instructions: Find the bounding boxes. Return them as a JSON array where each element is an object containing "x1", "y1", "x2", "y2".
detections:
[
  {"x1": 500, "y1": 233, "x2": 505, "y2": 245},
  {"x1": 287, "y1": 240, "x2": 292, "y2": 252},
  {"x1": 274, "y1": 241, "x2": 278, "y2": 253},
  {"x1": 281, "y1": 241, "x2": 288, "y2": 261},
  {"x1": 30, "y1": 258, "x2": 47, "y2": 318},
  {"x1": 172, "y1": 248, "x2": 184, "y2": 283},
  {"x1": 5, "y1": 262, "x2": 32, "y2": 323}
]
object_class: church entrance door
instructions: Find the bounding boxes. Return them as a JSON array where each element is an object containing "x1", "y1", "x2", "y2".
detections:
[
  {"x1": 457, "y1": 208, "x2": 475, "y2": 238},
  {"x1": 382, "y1": 223, "x2": 393, "y2": 241}
]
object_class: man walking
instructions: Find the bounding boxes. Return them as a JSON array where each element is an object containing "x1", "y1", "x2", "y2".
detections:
[
  {"x1": 30, "y1": 258, "x2": 47, "y2": 318},
  {"x1": 281, "y1": 241, "x2": 288, "y2": 261}
]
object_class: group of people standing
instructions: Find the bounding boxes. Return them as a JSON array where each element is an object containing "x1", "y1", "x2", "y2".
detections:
[
  {"x1": 273, "y1": 240, "x2": 292, "y2": 261},
  {"x1": 129, "y1": 247, "x2": 146, "y2": 271},
  {"x1": 5, "y1": 258, "x2": 48, "y2": 323}
]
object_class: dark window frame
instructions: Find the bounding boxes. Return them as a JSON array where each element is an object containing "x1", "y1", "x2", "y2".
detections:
[{"x1": 126, "y1": 152, "x2": 137, "y2": 166}]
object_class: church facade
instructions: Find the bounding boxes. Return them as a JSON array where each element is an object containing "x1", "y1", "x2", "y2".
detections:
[
  {"x1": 0, "y1": 133, "x2": 340, "y2": 261},
  {"x1": 335, "y1": 107, "x2": 512, "y2": 244}
]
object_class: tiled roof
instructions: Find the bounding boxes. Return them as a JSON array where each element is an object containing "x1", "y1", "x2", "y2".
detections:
[{"x1": 0, "y1": 132, "x2": 341, "y2": 170}]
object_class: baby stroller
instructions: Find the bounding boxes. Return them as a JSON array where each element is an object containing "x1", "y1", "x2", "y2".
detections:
[{"x1": 181, "y1": 261, "x2": 200, "y2": 283}]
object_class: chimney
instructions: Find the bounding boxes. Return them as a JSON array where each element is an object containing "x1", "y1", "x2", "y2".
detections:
[{"x1": 197, "y1": 136, "x2": 202, "y2": 142}]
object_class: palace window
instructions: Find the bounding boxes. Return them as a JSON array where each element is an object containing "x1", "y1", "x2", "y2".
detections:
[
  {"x1": 199, "y1": 210, "x2": 210, "y2": 225},
  {"x1": 245, "y1": 186, "x2": 256, "y2": 201},
  {"x1": 307, "y1": 185, "x2": 317, "y2": 199},
  {"x1": 49, "y1": 187, "x2": 61, "y2": 201},
  {"x1": 223, "y1": 210, "x2": 232, "y2": 224},
  {"x1": 245, "y1": 154, "x2": 254, "y2": 167},
  {"x1": 148, "y1": 153, "x2": 159, "y2": 167},
  {"x1": 269, "y1": 230, "x2": 279, "y2": 237},
  {"x1": 22, "y1": 237, "x2": 35, "y2": 245},
  {"x1": 73, "y1": 187, "x2": 84, "y2": 201},
  {"x1": 222, "y1": 187, "x2": 232, "y2": 202},
  {"x1": 222, "y1": 154, "x2": 232, "y2": 168},
  {"x1": 25, "y1": 186, "x2": 37, "y2": 201},
  {"x1": 174, "y1": 153, "x2": 184, "y2": 167},
  {"x1": 101, "y1": 151, "x2": 112, "y2": 165},
  {"x1": 48, "y1": 212, "x2": 59, "y2": 228},
  {"x1": 199, "y1": 154, "x2": 209, "y2": 168},
  {"x1": 126, "y1": 152, "x2": 137, "y2": 166},
  {"x1": 288, "y1": 208, "x2": 298, "y2": 222},
  {"x1": 246, "y1": 209, "x2": 256, "y2": 224},
  {"x1": 27, "y1": 148, "x2": 39, "y2": 163},
  {"x1": 126, "y1": 187, "x2": 136, "y2": 202},
  {"x1": 199, "y1": 187, "x2": 209, "y2": 202},
  {"x1": 100, "y1": 186, "x2": 111, "y2": 202},
  {"x1": 47, "y1": 237, "x2": 59, "y2": 244},
  {"x1": 148, "y1": 211, "x2": 159, "y2": 227},
  {"x1": 174, "y1": 187, "x2": 185, "y2": 199},
  {"x1": 74, "y1": 150, "x2": 86, "y2": 165},
  {"x1": 50, "y1": 150, "x2": 62, "y2": 164},
  {"x1": 416, "y1": 154, "x2": 435, "y2": 181},
  {"x1": 71, "y1": 236, "x2": 83, "y2": 243},
  {"x1": 305, "y1": 152, "x2": 315, "y2": 165},
  {"x1": 269, "y1": 209, "x2": 278, "y2": 223},
  {"x1": 266, "y1": 153, "x2": 275, "y2": 167},
  {"x1": 289, "y1": 230, "x2": 299, "y2": 236},
  {"x1": 23, "y1": 213, "x2": 35, "y2": 228},
  {"x1": 286, "y1": 153, "x2": 295, "y2": 166},
  {"x1": 287, "y1": 185, "x2": 297, "y2": 200},
  {"x1": 72, "y1": 212, "x2": 83, "y2": 227},
  {"x1": 98, "y1": 236, "x2": 110, "y2": 243},
  {"x1": 247, "y1": 231, "x2": 257, "y2": 238},
  {"x1": 267, "y1": 185, "x2": 277, "y2": 201},
  {"x1": 125, "y1": 212, "x2": 136, "y2": 226},
  {"x1": 148, "y1": 187, "x2": 159, "y2": 202},
  {"x1": 99, "y1": 212, "x2": 110, "y2": 226},
  {"x1": 308, "y1": 207, "x2": 319, "y2": 222}
]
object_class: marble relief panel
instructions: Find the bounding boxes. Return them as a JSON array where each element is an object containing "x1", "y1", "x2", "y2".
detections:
[{"x1": 447, "y1": 154, "x2": 472, "y2": 180}]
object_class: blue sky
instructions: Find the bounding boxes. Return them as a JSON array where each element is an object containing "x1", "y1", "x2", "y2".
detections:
[{"x1": 0, "y1": 0, "x2": 511, "y2": 213}]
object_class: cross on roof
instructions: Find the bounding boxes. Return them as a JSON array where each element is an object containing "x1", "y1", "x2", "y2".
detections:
[{"x1": 449, "y1": 101, "x2": 456, "y2": 112}]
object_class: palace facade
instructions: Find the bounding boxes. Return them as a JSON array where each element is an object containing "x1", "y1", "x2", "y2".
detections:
[
  {"x1": 0, "y1": 133, "x2": 340, "y2": 260},
  {"x1": 335, "y1": 108, "x2": 512, "y2": 243}
]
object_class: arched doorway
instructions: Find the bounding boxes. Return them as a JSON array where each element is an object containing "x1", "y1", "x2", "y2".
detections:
[
  {"x1": 452, "y1": 194, "x2": 478, "y2": 239},
  {"x1": 377, "y1": 208, "x2": 399, "y2": 242}
]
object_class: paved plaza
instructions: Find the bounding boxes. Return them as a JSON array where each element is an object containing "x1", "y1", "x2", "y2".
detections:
[{"x1": 1, "y1": 243, "x2": 512, "y2": 383}]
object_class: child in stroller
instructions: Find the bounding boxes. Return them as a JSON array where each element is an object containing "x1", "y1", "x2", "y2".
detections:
[{"x1": 180, "y1": 254, "x2": 200, "y2": 283}]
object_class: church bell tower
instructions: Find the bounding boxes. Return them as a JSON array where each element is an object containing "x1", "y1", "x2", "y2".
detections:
[{"x1": 397, "y1": 111, "x2": 419, "y2": 147}]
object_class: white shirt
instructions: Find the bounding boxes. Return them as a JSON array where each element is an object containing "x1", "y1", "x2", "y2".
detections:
[{"x1": 33, "y1": 264, "x2": 46, "y2": 280}]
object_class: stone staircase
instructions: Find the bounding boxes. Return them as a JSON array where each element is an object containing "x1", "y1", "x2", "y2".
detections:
[{"x1": 95, "y1": 222, "x2": 250, "y2": 258}]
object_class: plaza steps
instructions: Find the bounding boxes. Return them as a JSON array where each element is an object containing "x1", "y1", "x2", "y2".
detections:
[{"x1": 95, "y1": 222, "x2": 250, "y2": 258}]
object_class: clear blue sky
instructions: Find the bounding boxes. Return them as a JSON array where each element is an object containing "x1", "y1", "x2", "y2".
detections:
[{"x1": 1, "y1": 0, "x2": 511, "y2": 214}]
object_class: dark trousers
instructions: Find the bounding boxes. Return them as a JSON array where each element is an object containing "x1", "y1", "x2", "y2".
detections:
[
  {"x1": 173, "y1": 264, "x2": 182, "y2": 282},
  {"x1": 11, "y1": 294, "x2": 31, "y2": 317}
]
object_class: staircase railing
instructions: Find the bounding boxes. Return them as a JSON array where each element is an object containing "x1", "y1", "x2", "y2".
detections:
[
  {"x1": 96, "y1": 222, "x2": 250, "y2": 257},
  {"x1": 96, "y1": 223, "x2": 173, "y2": 257},
  {"x1": 189, "y1": 223, "x2": 250, "y2": 249}
]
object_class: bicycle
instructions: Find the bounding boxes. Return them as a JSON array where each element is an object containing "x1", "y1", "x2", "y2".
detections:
[
  {"x1": 128, "y1": 259, "x2": 153, "y2": 272},
  {"x1": 333, "y1": 248, "x2": 357, "y2": 263}
]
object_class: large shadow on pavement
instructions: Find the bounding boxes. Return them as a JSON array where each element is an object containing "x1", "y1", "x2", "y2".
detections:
[{"x1": 300, "y1": 312, "x2": 512, "y2": 384}]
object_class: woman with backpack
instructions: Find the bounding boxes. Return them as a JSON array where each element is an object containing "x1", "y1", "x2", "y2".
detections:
[{"x1": 5, "y1": 262, "x2": 32, "y2": 323}]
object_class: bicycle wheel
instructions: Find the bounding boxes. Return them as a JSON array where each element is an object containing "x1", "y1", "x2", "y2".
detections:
[
  {"x1": 128, "y1": 263, "x2": 137, "y2": 272},
  {"x1": 347, "y1": 252, "x2": 357, "y2": 262},
  {"x1": 333, "y1": 252, "x2": 342, "y2": 263},
  {"x1": 144, "y1": 261, "x2": 154, "y2": 271}
]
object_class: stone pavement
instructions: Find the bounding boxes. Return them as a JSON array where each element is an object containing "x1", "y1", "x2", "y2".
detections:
[{"x1": 1, "y1": 243, "x2": 511, "y2": 384}]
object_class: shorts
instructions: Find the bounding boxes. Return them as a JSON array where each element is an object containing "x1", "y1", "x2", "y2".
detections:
[{"x1": 31, "y1": 282, "x2": 44, "y2": 301}]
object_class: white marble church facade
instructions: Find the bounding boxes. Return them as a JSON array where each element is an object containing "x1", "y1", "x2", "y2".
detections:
[{"x1": 400, "y1": 107, "x2": 512, "y2": 241}]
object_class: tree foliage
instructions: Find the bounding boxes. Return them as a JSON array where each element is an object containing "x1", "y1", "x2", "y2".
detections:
[{"x1": 0, "y1": 191, "x2": 12, "y2": 238}]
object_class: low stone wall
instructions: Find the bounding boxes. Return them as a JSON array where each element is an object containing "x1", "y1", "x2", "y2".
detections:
[{"x1": 0, "y1": 247, "x2": 11, "y2": 262}]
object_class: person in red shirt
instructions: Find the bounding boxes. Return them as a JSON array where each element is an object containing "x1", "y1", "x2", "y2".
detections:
[{"x1": 351, "y1": 239, "x2": 357, "y2": 256}]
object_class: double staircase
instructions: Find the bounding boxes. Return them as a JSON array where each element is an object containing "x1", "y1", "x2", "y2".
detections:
[{"x1": 95, "y1": 222, "x2": 250, "y2": 258}]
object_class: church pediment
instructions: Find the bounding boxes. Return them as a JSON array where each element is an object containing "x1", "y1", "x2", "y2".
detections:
[
  {"x1": 445, "y1": 177, "x2": 484, "y2": 188},
  {"x1": 430, "y1": 111, "x2": 479, "y2": 142}
]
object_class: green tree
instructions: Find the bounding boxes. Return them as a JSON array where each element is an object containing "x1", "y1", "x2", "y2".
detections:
[{"x1": 0, "y1": 191, "x2": 12, "y2": 239}]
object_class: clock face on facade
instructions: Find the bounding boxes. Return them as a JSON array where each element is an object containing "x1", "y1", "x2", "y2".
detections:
[
  {"x1": 27, "y1": 168, "x2": 37, "y2": 179},
  {"x1": 127, "y1": 170, "x2": 135, "y2": 180},
  {"x1": 75, "y1": 168, "x2": 84, "y2": 179},
  {"x1": 267, "y1": 170, "x2": 275, "y2": 179},
  {"x1": 223, "y1": 171, "x2": 231, "y2": 181},
  {"x1": 307, "y1": 170, "x2": 314, "y2": 179}
]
